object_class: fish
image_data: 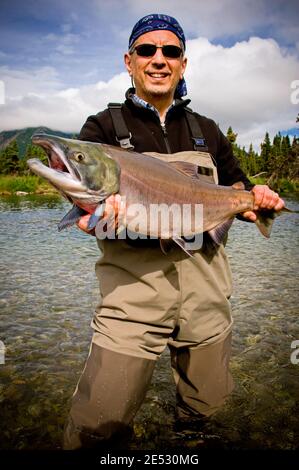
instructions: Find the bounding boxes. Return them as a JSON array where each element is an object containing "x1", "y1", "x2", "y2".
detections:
[{"x1": 27, "y1": 133, "x2": 295, "y2": 255}]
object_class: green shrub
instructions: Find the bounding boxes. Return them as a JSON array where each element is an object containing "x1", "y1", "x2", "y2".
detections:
[{"x1": 0, "y1": 175, "x2": 53, "y2": 193}]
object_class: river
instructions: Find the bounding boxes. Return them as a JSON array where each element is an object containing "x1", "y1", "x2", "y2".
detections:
[{"x1": 0, "y1": 194, "x2": 298, "y2": 450}]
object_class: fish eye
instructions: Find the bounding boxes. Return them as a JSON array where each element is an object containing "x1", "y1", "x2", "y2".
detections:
[{"x1": 75, "y1": 152, "x2": 85, "y2": 162}]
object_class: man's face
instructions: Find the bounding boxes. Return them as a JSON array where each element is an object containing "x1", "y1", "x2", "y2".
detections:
[{"x1": 124, "y1": 30, "x2": 187, "y2": 103}]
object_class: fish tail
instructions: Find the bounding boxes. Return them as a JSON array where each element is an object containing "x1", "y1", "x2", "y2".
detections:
[
  {"x1": 255, "y1": 207, "x2": 298, "y2": 238},
  {"x1": 255, "y1": 211, "x2": 276, "y2": 238}
]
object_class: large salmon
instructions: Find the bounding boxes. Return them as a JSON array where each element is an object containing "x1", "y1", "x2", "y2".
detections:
[{"x1": 27, "y1": 134, "x2": 293, "y2": 253}]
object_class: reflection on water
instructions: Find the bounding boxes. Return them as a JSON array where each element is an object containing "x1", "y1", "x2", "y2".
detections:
[{"x1": 0, "y1": 194, "x2": 298, "y2": 450}]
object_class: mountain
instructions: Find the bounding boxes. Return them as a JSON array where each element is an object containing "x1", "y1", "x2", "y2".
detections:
[{"x1": 0, "y1": 127, "x2": 77, "y2": 158}]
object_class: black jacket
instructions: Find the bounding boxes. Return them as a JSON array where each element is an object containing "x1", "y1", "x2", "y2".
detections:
[{"x1": 79, "y1": 88, "x2": 252, "y2": 190}]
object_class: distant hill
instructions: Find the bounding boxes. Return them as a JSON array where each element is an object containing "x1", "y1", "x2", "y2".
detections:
[{"x1": 0, "y1": 127, "x2": 77, "y2": 158}]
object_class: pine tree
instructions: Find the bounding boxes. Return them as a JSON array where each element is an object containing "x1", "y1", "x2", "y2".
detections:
[
  {"x1": 19, "y1": 144, "x2": 48, "y2": 175},
  {"x1": 248, "y1": 143, "x2": 257, "y2": 175},
  {"x1": 226, "y1": 126, "x2": 238, "y2": 145},
  {"x1": 260, "y1": 132, "x2": 272, "y2": 172},
  {"x1": 0, "y1": 140, "x2": 20, "y2": 174}
]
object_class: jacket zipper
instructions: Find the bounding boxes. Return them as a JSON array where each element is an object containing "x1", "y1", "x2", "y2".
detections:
[{"x1": 161, "y1": 122, "x2": 172, "y2": 154}]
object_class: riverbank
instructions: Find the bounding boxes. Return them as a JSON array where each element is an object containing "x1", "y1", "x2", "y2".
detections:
[
  {"x1": 0, "y1": 175, "x2": 58, "y2": 195},
  {"x1": 0, "y1": 174, "x2": 298, "y2": 195},
  {"x1": 249, "y1": 176, "x2": 299, "y2": 193}
]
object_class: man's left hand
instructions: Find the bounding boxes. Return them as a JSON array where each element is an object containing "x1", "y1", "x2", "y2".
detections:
[{"x1": 242, "y1": 184, "x2": 285, "y2": 222}]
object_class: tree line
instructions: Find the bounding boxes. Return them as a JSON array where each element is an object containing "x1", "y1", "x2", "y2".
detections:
[
  {"x1": 226, "y1": 120, "x2": 299, "y2": 188},
  {"x1": 1, "y1": 119, "x2": 298, "y2": 190},
  {"x1": 0, "y1": 141, "x2": 48, "y2": 175}
]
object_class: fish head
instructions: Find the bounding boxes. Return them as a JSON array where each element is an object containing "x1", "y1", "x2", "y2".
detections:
[
  {"x1": 66, "y1": 142, "x2": 119, "y2": 193},
  {"x1": 28, "y1": 134, "x2": 120, "y2": 210}
]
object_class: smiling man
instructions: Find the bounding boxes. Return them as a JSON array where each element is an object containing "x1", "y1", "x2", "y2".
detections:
[
  {"x1": 124, "y1": 30, "x2": 187, "y2": 121},
  {"x1": 63, "y1": 14, "x2": 284, "y2": 450}
]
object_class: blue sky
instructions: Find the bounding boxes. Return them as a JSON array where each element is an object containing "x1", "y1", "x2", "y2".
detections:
[{"x1": 0, "y1": 0, "x2": 298, "y2": 149}]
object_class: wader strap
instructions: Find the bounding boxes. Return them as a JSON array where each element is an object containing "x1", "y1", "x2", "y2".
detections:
[
  {"x1": 185, "y1": 107, "x2": 209, "y2": 153},
  {"x1": 108, "y1": 103, "x2": 134, "y2": 150}
]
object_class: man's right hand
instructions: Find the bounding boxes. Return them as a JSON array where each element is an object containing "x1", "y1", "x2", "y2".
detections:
[
  {"x1": 76, "y1": 194, "x2": 125, "y2": 237},
  {"x1": 76, "y1": 214, "x2": 95, "y2": 236}
]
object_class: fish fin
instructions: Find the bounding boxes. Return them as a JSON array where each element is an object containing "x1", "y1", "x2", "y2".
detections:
[
  {"x1": 279, "y1": 207, "x2": 299, "y2": 214},
  {"x1": 254, "y1": 206, "x2": 299, "y2": 238},
  {"x1": 172, "y1": 238, "x2": 196, "y2": 257},
  {"x1": 87, "y1": 203, "x2": 106, "y2": 230},
  {"x1": 160, "y1": 239, "x2": 168, "y2": 255},
  {"x1": 232, "y1": 181, "x2": 245, "y2": 190},
  {"x1": 168, "y1": 161, "x2": 200, "y2": 179},
  {"x1": 159, "y1": 239, "x2": 173, "y2": 255},
  {"x1": 58, "y1": 205, "x2": 87, "y2": 231},
  {"x1": 254, "y1": 210, "x2": 276, "y2": 238},
  {"x1": 208, "y1": 217, "x2": 235, "y2": 245}
]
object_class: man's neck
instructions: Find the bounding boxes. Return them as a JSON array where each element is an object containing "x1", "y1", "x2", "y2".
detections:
[
  {"x1": 135, "y1": 91, "x2": 174, "y2": 122},
  {"x1": 153, "y1": 101, "x2": 173, "y2": 123}
]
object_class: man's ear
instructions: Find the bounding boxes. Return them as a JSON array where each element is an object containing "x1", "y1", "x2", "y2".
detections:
[
  {"x1": 180, "y1": 56, "x2": 187, "y2": 80},
  {"x1": 124, "y1": 53, "x2": 132, "y2": 76}
]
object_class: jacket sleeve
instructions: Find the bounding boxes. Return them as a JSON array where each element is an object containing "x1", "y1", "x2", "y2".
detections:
[{"x1": 213, "y1": 124, "x2": 254, "y2": 191}]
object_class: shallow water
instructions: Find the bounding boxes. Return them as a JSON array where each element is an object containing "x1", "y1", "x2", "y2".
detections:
[{"x1": 0, "y1": 194, "x2": 298, "y2": 450}]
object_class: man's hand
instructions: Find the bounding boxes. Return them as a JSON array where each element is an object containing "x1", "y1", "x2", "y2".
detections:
[
  {"x1": 77, "y1": 214, "x2": 95, "y2": 235},
  {"x1": 242, "y1": 185, "x2": 285, "y2": 222},
  {"x1": 76, "y1": 194, "x2": 125, "y2": 236}
]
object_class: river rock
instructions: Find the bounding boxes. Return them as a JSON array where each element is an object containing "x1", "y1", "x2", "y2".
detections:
[{"x1": 16, "y1": 191, "x2": 28, "y2": 196}]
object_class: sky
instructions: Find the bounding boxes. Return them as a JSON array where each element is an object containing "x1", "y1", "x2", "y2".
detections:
[{"x1": 0, "y1": 0, "x2": 298, "y2": 150}]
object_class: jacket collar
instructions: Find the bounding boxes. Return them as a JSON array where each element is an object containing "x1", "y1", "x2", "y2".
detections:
[{"x1": 125, "y1": 87, "x2": 190, "y2": 120}]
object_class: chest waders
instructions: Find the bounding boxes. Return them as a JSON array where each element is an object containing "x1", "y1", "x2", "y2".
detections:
[{"x1": 63, "y1": 106, "x2": 234, "y2": 449}]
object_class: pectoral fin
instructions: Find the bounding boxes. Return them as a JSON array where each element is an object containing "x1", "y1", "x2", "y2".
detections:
[{"x1": 58, "y1": 205, "x2": 87, "y2": 231}]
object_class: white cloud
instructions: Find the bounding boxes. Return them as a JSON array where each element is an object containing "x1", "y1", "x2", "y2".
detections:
[
  {"x1": 0, "y1": 37, "x2": 298, "y2": 149},
  {"x1": 185, "y1": 37, "x2": 299, "y2": 148},
  {"x1": 125, "y1": 0, "x2": 299, "y2": 45},
  {"x1": 0, "y1": 71, "x2": 130, "y2": 132},
  {"x1": 0, "y1": 65, "x2": 63, "y2": 98}
]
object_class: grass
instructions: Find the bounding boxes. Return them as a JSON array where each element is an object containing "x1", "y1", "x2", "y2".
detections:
[
  {"x1": 249, "y1": 176, "x2": 299, "y2": 193},
  {"x1": 0, "y1": 175, "x2": 57, "y2": 194}
]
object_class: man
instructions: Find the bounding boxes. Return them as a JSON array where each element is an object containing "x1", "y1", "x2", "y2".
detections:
[{"x1": 63, "y1": 14, "x2": 284, "y2": 450}]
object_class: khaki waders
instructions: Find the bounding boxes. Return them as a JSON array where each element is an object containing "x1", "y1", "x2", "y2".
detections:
[{"x1": 63, "y1": 151, "x2": 234, "y2": 449}]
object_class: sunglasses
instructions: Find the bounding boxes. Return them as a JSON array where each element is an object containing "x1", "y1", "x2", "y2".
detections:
[{"x1": 130, "y1": 43, "x2": 183, "y2": 59}]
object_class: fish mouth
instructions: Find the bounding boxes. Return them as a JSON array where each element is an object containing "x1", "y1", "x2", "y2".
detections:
[
  {"x1": 32, "y1": 133, "x2": 81, "y2": 182},
  {"x1": 29, "y1": 134, "x2": 89, "y2": 205}
]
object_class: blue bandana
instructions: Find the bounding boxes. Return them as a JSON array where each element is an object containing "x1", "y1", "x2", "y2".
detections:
[{"x1": 128, "y1": 14, "x2": 187, "y2": 98}]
